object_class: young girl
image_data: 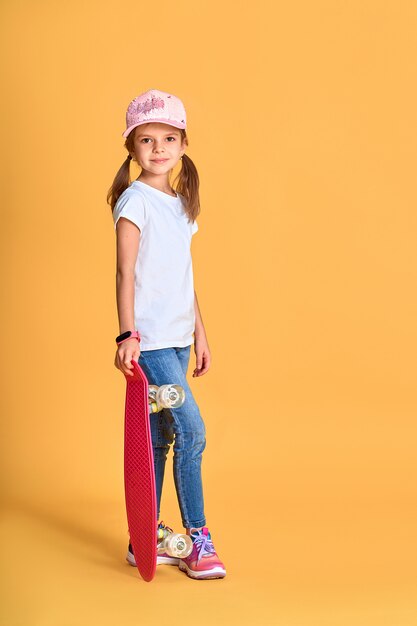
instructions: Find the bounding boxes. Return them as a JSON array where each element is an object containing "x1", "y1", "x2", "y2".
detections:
[{"x1": 107, "y1": 89, "x2": 226, "y2": 580}]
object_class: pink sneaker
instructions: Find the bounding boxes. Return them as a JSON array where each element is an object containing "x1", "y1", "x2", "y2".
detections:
[{"x1": 178, "y1": 527, "x2": 226, "y2": 579}]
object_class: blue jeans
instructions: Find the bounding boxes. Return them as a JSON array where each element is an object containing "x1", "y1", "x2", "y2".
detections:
[{"x1": 138, "y1": 344, "x2": 207, "y2": 529}]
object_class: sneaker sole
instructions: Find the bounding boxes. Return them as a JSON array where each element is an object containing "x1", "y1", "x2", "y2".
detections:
[
  {"x1": 126, "y1": 554, "x2": 179, "y2": 567},
  {"x1": 178, "y1": 560, "x2": 226, "y2": 579}
]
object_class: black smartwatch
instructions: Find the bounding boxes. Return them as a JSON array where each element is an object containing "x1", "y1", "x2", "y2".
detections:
[{"x1": 116, "y1": 330, "x2": 141, "y2": 345}]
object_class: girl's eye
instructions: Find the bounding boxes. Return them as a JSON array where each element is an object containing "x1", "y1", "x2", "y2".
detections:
[{"x1": 140, "y1": 137, "x2": 176, "y2": 143}]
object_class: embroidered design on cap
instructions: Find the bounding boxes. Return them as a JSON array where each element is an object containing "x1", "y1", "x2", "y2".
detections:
[{"x1": 135, "y1": 95, "x2": 165, "y2": 115}]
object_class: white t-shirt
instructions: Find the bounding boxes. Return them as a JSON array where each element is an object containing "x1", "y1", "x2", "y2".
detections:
[{"x1": 113, "y1": 179, "x2": 199, "y2": 351}]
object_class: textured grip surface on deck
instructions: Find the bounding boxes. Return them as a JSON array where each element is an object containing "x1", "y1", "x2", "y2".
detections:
[{"x1": 124, "y1": 360, "x2": 157, "y2": 582}]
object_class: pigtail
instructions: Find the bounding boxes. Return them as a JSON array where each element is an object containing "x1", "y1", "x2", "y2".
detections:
[
  {"x1": 107, "y1": 154, "x2": 133, "y2": 213},
  {"x1": 174, "y1": 153, "x2": 201, "y2": 223}
]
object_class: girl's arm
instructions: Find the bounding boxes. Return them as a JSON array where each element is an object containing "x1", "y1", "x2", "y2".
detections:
[
  {"x1": 194, "y1": 289, "x2": 206, "y2": 340},
  {"x1": 193, "y1": 290, "x2": 211, "y2": 376},
  {"x1": 114, "y1": 218, "x2": 141, "y2": 376}
]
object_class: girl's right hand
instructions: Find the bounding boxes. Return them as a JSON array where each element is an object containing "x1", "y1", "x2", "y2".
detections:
[{"x1": 114, "y1": 338, "x2": 141, "y2": 376}]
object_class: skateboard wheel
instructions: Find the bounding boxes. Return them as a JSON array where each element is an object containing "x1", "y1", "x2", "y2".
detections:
[
  {"x1": 158, "y1": 533, "x2": 193, "y2": 558},
  {"x1": 156, "y1": 384, "x2": 185, "y2": 409}
]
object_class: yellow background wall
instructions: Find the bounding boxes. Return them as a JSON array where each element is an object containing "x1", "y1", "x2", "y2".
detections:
[{"x1": 1, "y1": 1, "x2": 416, "y2": 624}]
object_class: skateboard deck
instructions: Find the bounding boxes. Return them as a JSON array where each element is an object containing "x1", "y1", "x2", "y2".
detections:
[{"x1": 124, "y1": 359, "x2": 157, "y2": 582}]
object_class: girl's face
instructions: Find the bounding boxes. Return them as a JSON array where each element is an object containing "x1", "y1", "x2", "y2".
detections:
[{"x1": 131, "y1": 122, "x2": 186, "y2": 176}]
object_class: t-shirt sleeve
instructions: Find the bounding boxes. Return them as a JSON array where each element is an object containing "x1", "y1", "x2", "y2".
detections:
[
  {"x1": 192, "y1": 220, "x2": 199, "y2": 235},
  {"x1": 113, "y1": 192, "x2": 147, "y2": 232}
]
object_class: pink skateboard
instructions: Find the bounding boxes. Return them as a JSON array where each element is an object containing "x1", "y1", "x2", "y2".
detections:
[{"x1": 123, "y1": 359, "x2": 157, "y2": 582}]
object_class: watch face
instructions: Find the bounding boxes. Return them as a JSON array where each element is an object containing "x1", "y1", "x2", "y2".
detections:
[{"x1": 116, "y1": 331, "x2": 132, "y2": 343}]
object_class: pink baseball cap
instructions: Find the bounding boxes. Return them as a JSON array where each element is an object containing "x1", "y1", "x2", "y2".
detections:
[{"x1": 122, "y1": 89, "x2": 187, "y2": 138}]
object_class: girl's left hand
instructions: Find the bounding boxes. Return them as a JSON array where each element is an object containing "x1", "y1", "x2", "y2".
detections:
[{"x1": 193, "y1": 337, "x2": 211, "y2": 377}]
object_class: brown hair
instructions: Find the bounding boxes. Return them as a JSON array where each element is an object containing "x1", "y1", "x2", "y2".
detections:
[{"x1": 106, "y1": 128, "x2": 200, "y2": 224}]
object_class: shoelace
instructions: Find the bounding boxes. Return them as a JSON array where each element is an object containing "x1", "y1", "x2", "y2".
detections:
[{"x1": 191, "y1": 530, "x2": 217, "y2": 564}]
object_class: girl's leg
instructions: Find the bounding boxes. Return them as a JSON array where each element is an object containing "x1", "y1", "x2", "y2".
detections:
[
  {"x1": 150, "y1": 407, "x2": 174, "y2": 521},
  {"x1": 175, "y1": 345, "x2": 205, "y2": 532},
  {"x1": 139, "y1": 346, "x2": 207, "y2": 529},
  {"x1": 139, "y1": 351, "x2": 174, "y2": 520}
]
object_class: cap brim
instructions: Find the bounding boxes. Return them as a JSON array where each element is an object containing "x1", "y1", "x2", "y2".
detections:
[{"x1": 122, "y1": 119, "x2": 186, "y2": 138}]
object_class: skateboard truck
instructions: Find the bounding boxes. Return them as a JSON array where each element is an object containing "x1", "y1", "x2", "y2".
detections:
[{"x1": 150, "y1": 388, "x2": 193, "y2": 559}]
